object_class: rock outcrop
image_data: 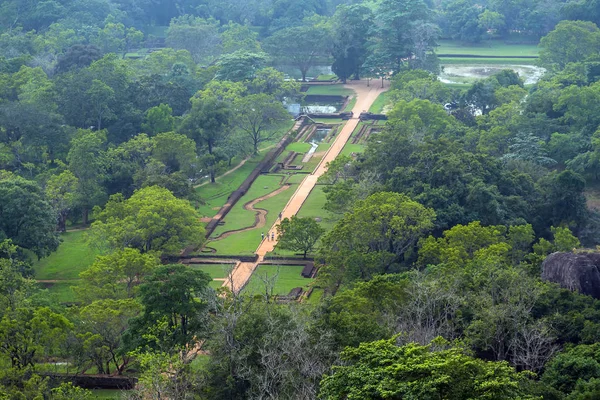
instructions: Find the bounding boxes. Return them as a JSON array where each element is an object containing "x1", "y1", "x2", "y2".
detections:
[{"x1": 541, "y1": 252, "x2": 600, "y2": 299}]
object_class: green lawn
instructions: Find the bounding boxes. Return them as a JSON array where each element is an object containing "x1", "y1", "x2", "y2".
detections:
[
  {"x1": 340, "y1": 143, "x2": 366, "y2": 157},
  {"x1": 286, "y1": 142, "x2": 313, "y2": 153},
  {"x1": 210, "y1": 174, "x2": 288, "y2": 237},
  {"x1": 208, "y1": 180, "x2": 296, "y2": 255},
  {"x1": 189, "y1": 264, "x2": 232, "y2": 279},
  {"x1": 343, "y1": 96, "x2": 357, "y2": 112},
  {"x1": 306, "y1": 288, "x2": 325, "y2": 305},
  {"x1": 243, "y1": 265, "x2": 312, "y2": 295},
  {"x1": 286, "y1": 173, "x2": 309, "y2": 184},
  {"x1": 33, "y1": 231, "x2": 98, "y2": 280},
  {"x1": 306, "y1": 85, "x2": 355, "y2": 96},
  {"x1": 195, "y1": 155, "x2": 263, "y2": 219},
  {"x1": 369, "y1": 92, "x2": 391, "y2": 113},
  {"x1": 296, "y1": 186, "x2": 339, "y2": 233},
  {"x1": 437, "y1": 40, "x2": 539, "y2": 57},
  {"x1": 312, "y1": 118, "x2": 344, "y2": 124},
  {"x1": 440, "y1": 57, "x2": 537, "y2": 65}
]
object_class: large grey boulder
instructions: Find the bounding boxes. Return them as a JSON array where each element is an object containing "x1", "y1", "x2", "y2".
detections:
[{"x1": 541, "y1": 252, "x2": 600, "y2": 299}]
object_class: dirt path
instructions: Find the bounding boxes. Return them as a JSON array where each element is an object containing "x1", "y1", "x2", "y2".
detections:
[
  {"x1": 208, "y1": 184, "x2": 291, "y2": 241},
  {"x1": 224, "y1": 79, "x2": 388, "y2": 293}
]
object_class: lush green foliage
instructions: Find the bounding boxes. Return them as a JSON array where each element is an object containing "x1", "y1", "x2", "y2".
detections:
[
  {"x1": 90, "y1": 186, "x2": 205, "y2": 256},
  {"x1": 320, "y1": 338, "x2": 537, "y2": 399}
]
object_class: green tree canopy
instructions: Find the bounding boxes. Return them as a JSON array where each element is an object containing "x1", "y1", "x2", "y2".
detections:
[
  {"x1": 539, "y1": 20, "x2": 600, "y2": 71},
  {"x1": 319, "y1": 192, "x2": 435, "y2": 289},
  {"x1": 0, "y1": 172, "x2": 59, "y2": 259},
  {"x1": 319, "y1": 337, "x2": 537, "y2": 400},
  {"x1": 90, "y1": 186, "x2": 205, "y2": 256},
  {"x1": 124, "y1": 264, "x2": 213, "y2": 352},
  {"x1": 277, "y1": 216, "x2": 324, "y2": 259}
]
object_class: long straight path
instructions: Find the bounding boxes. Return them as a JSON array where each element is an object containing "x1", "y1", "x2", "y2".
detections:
[{"x1": 224, "y1": 80, "x2": 388, "y2": 292}]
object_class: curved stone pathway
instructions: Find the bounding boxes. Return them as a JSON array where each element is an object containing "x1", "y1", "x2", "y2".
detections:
[
  {"x1": 208, "y1": 184, "x2": 291, "y2": 241},
  {"x1": 224, "y1": 80, "x2": 389, "y2": 293}
]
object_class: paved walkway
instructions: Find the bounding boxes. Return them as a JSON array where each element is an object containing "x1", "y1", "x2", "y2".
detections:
[{"x1": 224, "y1": 80, "x2": 388, "y2": 293}]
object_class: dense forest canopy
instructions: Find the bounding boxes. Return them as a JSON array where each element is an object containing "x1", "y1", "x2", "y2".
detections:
[{"x1": 3, "y1": 0, "x2": 600, "y2": 398}]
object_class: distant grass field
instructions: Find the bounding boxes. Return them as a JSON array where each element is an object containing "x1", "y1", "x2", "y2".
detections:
[
  {"x1": 437, "y1": 40, "x2": 539, "y2": 57},
  {"x1": 243, "y1": 265, "x2": 312, "y2": 295},
  {"x1": 340, "y1": 142, "x2": 366, "y2": 157},
  {"x1": 440, "y1": 57, "x2": 537, "y2": 65},
  {"x1": 306, "y1": 288, "x2": 324, "y2": 305},
  {"x1": 369, "y1": 92, "x2": 392, "y2": 113},
  {"x1": 286, "y1": 142, "x2": 312, "y2": 153},
  {"x1": 33, "y1": 231, "x2": 98, "y2": 280},
  {"x1": 343, "y1": 96, "x2": 357, "y2": 112},
  {"x1": 296, "y1": 185, "x2": 339, "y2": 233},
  {"x1": 189, "y1": 264, "x2": 232, "y2": 279},
  {"x1": 306, "y1": 85, "x2": 355, "y2": 96}
]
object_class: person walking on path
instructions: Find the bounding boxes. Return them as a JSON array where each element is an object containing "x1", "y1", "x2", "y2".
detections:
[
  {"x1": 261, "y1": 232, "x2": 265, "y2": 241},
  {"x1": 278, "y1": 212, "x2": 282, "y2": 220},
  {"x1": 271, "y1": 232, "x2": 275, "y2": 241}
]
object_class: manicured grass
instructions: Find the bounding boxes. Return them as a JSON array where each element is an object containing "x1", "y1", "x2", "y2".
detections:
[
  {"x1": 312, "y1": 118, "x2": 344, "y2": 124},
  {"x1": 209, "y1": 180, "x2": 296, "y2": 255},
  {"x1": 440, "y1": 57, "x2": 537, "y2": 65},
  {"x1": 306, "y1": 85, "x2": 355, "y2": 96},
  {"x1": 209, "y1": 279, "x2": 226, "y2": 289},
  {"x1": 296, "y1": 186, "x2": 339, "y2": 233},
  {"x1": 243, "y1": 265, "x2": 312, "y2": 295},
  {"x1": 33, "y1": 231, "x2": 99, "y2": 280},
  {"x1": 369, "y1": 92, "x2": 391, "y2": 113},
  {"x1": 195, "y1": 155, "x2": 263, "y2": 219},
  {"x1": 189, "y1": 264, "x2": 232, "y2": 279},
  {"x1": 286, "y1": 173, "x2": 309, "y2": 184},
  {"x1": 343, "y1": 96, "x2": 357, "y2": 112},
  {"x1": 210, "y1": 174, "x2": 287, "y2": 237},
  {"x1": 340, "y1": 143, "x2": 366, "y2": 157},
  {"x1": 286, "y1": 142, "x2": 313, "y2": 153},
  {"x1": 437, "y1": 40, "x2": 539, "y2": 57},
  {"x1": 306, "y1": 288, "x2": 325, "y2": 305}
]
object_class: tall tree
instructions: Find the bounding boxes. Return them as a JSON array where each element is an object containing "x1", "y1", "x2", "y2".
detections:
[
  {"x1": 0, "y1": 173, "x2": 59, "y2": 259},
  {"x1": 66, "y1": 129, "x2": 106, "y2": 225},
  {"x1": 45, "y1": 170, "x2": 78, "y2": 232},
  {"x1": 90, "y1": 186, "x2": 205, "y2": 256},
  {"x1": 330, "y1": 5, "x2": 373, "y2": 82},
  {"x1": 539, "y1": 20, "x2": 600, "y2": 71},
  {"x1": 277, "y1": 216, "x2": 324, "y2": 259},
  {"x1": 264, "y1": 17, "x2": 331, "y2": 82},
  {"x1": 233, "y1": 93, "x2": 289, "y2": 154},
  {"x1": 124, "y1": 264, "x2": 213, "y2": 352},
  {"x1": 166, "y1": 15, "x2": 221, "y2": 64},
  {"x1": 319, "y1": 192, "x2": 435, "y2": 289},
  {"x1": 179, "y1": 97, "x2": 232, "y2": 183},
  {"x1": 371, "y1": 0, "x2": 432, "y2": 72}
]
